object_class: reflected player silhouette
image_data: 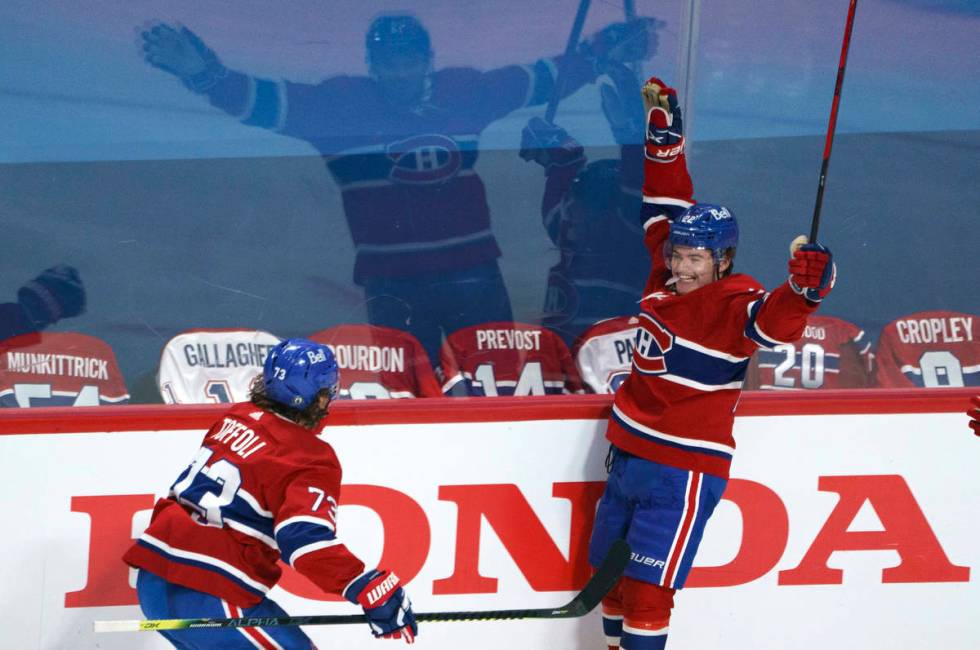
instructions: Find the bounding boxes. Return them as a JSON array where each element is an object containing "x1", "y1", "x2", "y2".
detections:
[{"x1": 138, "y1": 14, "x2": 655, "y2": 364}]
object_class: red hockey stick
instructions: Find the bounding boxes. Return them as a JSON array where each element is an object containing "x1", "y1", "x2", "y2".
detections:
[{"x1": 809, "y1": 0, "x2": 859, "y2": 245}]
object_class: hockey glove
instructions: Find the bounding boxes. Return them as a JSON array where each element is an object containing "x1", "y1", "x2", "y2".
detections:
[
  {"x1": 519, "y1": 117, "x2": 584, "y2": 170},
  {"x1": 969, "y1": 395, "x2": 980, "y2": 437},
  {"x1": 140, "y1": 22, "x2": 227, "y2": 92},
  {"x1": 582, "y1": 18, "x2": 663, "y2": 73},
  {"x1": 17, "y1": 265, "x2": 86, "y2": 328},
  {"x1": 789, "y1": 244, "x2": 836, "y2": 303},
  {"x1": 345, "y1": 569, "x2": 417, "y2": 643},
  {"x1": 643, "y1": 77, "x2": 684, "y2": 163}
]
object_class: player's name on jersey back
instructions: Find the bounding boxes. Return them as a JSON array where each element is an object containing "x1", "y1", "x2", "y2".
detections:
[
  {"x1": 180, "y1": 342, "x2": 277, "y2": 368},
  {"x1": 331, "y1": 344, "x2": 408, "y2": 373},
  {"x1": 5, "y1": 351, "x2": 110, "y2": 379},
  {"x1": 475, "y1": 328, "x2": 543, "y2": 351},
  {"x1": 893, "y1": 315, "x2": 973, "y2": 345}
]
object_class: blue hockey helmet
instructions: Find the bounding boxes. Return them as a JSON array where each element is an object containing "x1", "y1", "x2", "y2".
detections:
[
  {"x1": 668, "y1": 203, "x2": 739, "y2": 263},
  {"x1": 262, "y1": 339, "x2": 339, "y2": 410},
  {"x1": 366, "y1": 14, "x2": 432, "y2": 65}
]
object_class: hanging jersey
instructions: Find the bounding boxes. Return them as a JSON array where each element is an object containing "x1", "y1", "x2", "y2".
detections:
[
  {"x1": 439, "y1": 321, "x2": 584, "y2": 396},
  {"x1": 123, "y1": 402, "x2": 365, "y2": 608},
  {"x1": 308, "y1": 324, "x2": 441, "y2": 399},
  {"x1": 203, "y1": 55, "x2": 597, "y2": 283},
  {"x1": 573, "y1": 316, "x2": 642, "y2": 394},
  {"x1": 744, "y1": 315, "x2": 871, "y2": 390},
  {"x1": 0, "y1": 332, "x2": 129, "y2": 407},
  {"x1": 873, "y1": 310, "x2": 979, "y2": 388},
  {"x1": 157, "y1": 329, "x2": 281, "y2": 404}
]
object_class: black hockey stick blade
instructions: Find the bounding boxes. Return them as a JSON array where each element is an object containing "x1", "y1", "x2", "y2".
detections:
[{"x1": 94, "y1": 539, "x2": 630, "y2": 633}]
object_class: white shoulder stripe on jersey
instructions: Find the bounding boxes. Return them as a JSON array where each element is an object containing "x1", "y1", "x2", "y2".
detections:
[
  {"x1": 288, "y1": 539, "x2": 343, "y2": 566},
  {"x1": 673, "y1": 336, "x2": 750, "y2": 363},
  {"x1": 612, "y1": 404, "x2": 736, "y2": 455},
  {"x1": 275, "y1": 515, "x2": 336, "y2": 535},
  {"x1": 642, "y1": 215, "x2": 669, "y2": 231},
  {"x1": 238, "y1": 488, "x2": 274, "y2": 519},
  {"x1": 140, "y1": 533, "x2": 270, "y2": 594}
]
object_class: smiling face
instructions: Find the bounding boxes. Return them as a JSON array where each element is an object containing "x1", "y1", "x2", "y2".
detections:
[{"x1": 668, "y1": 245, "x2": 731, "y2": 295}]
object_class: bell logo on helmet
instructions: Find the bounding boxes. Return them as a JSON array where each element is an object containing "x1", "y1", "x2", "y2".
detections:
[
  {"x1": 307, "y1": 349, "x2": 327, "y2": 364},
  {"x1": 709, "y1": 207, "x2": 732, "y2": 221}
]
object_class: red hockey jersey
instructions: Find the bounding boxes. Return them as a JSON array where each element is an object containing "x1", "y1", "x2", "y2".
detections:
[
  {"x1": 607, "y1": 115, "x2": 819, "y2": 479},
  {"x1": 873, "y1": 310, "x2": 978, "y2": 388},
  {"x1": 309, "y1": 324, "x2": 441, "y2": 399},
  {"x1": 124, "y1": 402, "x2": 365, "y2": 608},
  {"x1": 572, "y1": 316, "x2": 642, "y2": 394},
  {"x1": 0, "y1": 332, "x2": 129, "y2": 407},
  {"x1": 439, "y1": 322, "x2": 584, "y2": 396},
  {"x1": 744, "y1": 315, "x2": 871, "y2": 390}
]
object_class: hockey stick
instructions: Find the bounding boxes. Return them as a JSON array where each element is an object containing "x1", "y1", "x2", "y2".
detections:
[
  {"x1": 808, "y1": 0, "x2": 859, "y2": 245},
  {"x1": 94, "y1": 539, "x2": 630, "y2": 633},
  {"x1": 543, "y1": 0, "x2": 592, "y2": 124}
]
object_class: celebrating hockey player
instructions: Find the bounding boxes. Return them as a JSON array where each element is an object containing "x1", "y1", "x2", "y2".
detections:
[
  {"x1": 123, "y1": 339, "x2": 417, "y2": 647},
  {"x1": 137, "y1": 14, "x2": 656, "y2": 365},
  {"x1": 586, "y1": 79, "x2": 836, "y2": 649}
]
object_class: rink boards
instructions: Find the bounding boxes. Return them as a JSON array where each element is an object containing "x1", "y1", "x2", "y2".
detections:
[{"x1": 0, "y1": 389, "x2": 976, "y2": 650}]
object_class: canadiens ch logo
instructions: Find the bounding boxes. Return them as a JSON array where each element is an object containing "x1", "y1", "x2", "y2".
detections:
[
  {"x1": 386, "y1": 134, "x2": 462, "y2": 184},
  {"x1": 633, "y1": 313, "x2": 674, "y2": 375}
]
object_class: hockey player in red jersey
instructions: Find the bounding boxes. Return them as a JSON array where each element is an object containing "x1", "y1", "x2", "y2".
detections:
[
  {"x1": 137, "y1": 15, "x2": 655, "y2": 365},
  {"x1": 587, "y1": 79, "x2": 836, "y2": 650},
  {"x1": 124, "y1": 339, "x2": 417, "y2": 648}
]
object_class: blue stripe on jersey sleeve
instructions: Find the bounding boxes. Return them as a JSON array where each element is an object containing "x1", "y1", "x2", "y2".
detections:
[{"x1": 276, "y1": 521, "x2": 337, "y2": 565}]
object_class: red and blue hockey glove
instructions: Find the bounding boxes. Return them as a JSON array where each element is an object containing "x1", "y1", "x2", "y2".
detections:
[
  {"x1": 17, "y1": 265, "x2": 86, "y2": 327},
  {"x1": 519, "y1": 117, "x2": 584, "y2": 170},
  {"x1": 789, "y1": 244, "x2": 836, "y2": 303},
  {"x1": 969, "y1": 395, "x2": 980, "y2": 437},
  {"x1": 140, "y1": 22, "x2": 227, "y2": 92},
  {"x1": 345, "y1": 569, "x2": 417, "y2": 644},
  {"x1": 642, "y1": 77, "x2": 684, "y2": 163}
]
